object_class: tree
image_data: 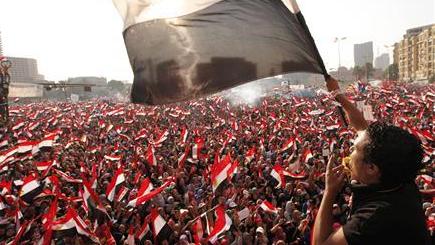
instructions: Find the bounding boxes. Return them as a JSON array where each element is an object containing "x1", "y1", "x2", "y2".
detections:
[
  {"x1": 385, "y1": 64, "x2": 399, "y2": 81},
  {"x1": 352, "y1": 66, "x2": 365, "y2": 81},
  {"x1": 364, "y1": 63, "x2": 374, "y2": 81},
  {"x1": 108, "y1": 80, "x2": 125, "y2": 92}
]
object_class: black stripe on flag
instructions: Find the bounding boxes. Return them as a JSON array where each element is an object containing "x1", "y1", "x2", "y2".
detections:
[{"x1": 117, "y1": 0, "x2": 325, "y2": 104}]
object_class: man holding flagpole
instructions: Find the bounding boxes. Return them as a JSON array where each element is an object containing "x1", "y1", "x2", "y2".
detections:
[{"x1": 312, "y1": 77, "x2": 430, "y2": 245}]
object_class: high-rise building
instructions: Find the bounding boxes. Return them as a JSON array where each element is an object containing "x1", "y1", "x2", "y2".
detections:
[
  {"x1": 394, "y1": 24, "x2": 435, "y2": 82},
  {"x1": 6, "y1": 57, "x2": 44, "y2": 83},
  {"x1": 374, "y1": 53, "x2": 390, "y2": 70},
  {"x1": 354, "y1": 41, "x2": 374, "y2": 67}
]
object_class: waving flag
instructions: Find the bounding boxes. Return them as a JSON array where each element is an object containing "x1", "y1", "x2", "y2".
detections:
[
  {"x1": 113, "y1": 0, "x2": 327, "y2": 104},
  {"x1": 280, "y1": 137, "x2": 295, "y2": 152},
  {"x1": 20, "y1": 175, "x2": 43, "y2": 204},
  {"x1": 137, "y1": 220, "x2": 152, "y2": 243},
  {"x1": 192, "y1": 137, "x2": 205, "y2": 160},
  {"x1": 52, "y1": 207, "x2": 99, "y2": 243},
  {"x1": 207, "y1": 205, "x2": 233, "y2": 244},
  {"x1": 210, "y1": 154, "x2": 232, "y2": 192},
  {"x1": 127, "y1": 179, "x2": 174, "y2": 207},
  {"x1": 271, "y1": 164, "x2": 286, "y2": 188},
  {"x1": 180, "y1": 127, "x2": 188, "y2": 145},
  {"x1": 260, "y1": 200, "x2": 279, "y2": 214},
  {"x1": 150, "y1": 208, "x2": 173, "y2": 243},
  {"x1": 301, "y1": 148, "x2": 313, "y2": 163},
  {"x1": 146, "y1": 145, "x2": 157, "y2": 166},
  {"x1": 106, "y1": 168, "x2": 126, "y2": 202}
]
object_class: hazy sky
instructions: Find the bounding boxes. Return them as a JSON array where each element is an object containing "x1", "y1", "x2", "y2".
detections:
[{"x1": 0, "y1": 0, "x2": 433, "y2": 81}]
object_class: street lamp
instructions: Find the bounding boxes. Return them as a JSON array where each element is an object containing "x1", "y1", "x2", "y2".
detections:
[
  {"x1": 334, "y1": 37, "x2": 347, "y2": 80},
  {"x1": 383, "y1": 44, "x2": 395, "y2": 81},
  {"x1": 334, "y1": 37, "x2": 347, "y2": 68}
]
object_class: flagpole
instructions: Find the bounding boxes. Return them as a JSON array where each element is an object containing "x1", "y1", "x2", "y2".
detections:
[{"x1": 288, "y1": 0, "x2": 348, "y2": 126}]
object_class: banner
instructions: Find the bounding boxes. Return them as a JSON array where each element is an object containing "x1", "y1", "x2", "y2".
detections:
[{"x1": 114, "y1": 0, "x2": 326, "y2": 104}]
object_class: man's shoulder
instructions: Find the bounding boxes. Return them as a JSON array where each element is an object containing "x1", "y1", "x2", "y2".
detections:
[{"x1": 343, "y1": 184, "x2": 429, "y2": 245}]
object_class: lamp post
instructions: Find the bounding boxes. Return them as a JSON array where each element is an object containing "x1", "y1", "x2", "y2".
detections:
[
  {"x1": 384, "y1": 44, "x2": 394, "y2": 81},
  {"x1": 0, "y1": 58, "x2": 12, "y2": 126},
  {"x1": 334, "y1": 37, "x2": 347, "y2": 80}
]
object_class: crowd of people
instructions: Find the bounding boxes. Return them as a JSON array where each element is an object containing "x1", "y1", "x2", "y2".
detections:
[{"x1": 0, "y1": 81, "x2": 433, "y2": 244}]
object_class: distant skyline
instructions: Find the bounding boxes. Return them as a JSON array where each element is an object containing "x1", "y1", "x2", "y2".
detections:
[{"x1": 0, "y1": 0, "x2": 433, "y2": 81}]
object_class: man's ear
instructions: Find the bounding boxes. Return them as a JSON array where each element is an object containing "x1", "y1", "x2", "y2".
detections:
[{"x1": 367, "y1": 163, "x2": 381, "y2": 178}]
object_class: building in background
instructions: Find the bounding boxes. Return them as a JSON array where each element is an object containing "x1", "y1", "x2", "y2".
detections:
[
  {"x1": 394, "y1": 24, "x2": 434, "y2": 82},
  {"x1": 65, "y1": 77, "x2": 108, "y2": 100},
  {"x1": 374, "y1": 53, "x2": 390, "y2": 70},
  {"x1": 6, "y1": 57, "x2": 44, "y2": 83},
  {"x1": 354, "y1": 41, "x2": 374, "y2": 67}
]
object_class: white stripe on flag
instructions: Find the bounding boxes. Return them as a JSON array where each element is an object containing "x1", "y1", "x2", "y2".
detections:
[
  {"x1": 20, "y1": 180, "x2": 40, "y2": 196},
  {"x1": 153, "y1": 214, "x2": 166, "y2": 236}
]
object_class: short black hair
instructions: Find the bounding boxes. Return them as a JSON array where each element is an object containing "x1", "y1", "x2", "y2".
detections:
[{"x1": 363, "y1": 122, "x2": 424, "y2": 185}]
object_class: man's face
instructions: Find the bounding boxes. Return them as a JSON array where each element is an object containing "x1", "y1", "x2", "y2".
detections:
[{"x1": 349, "y1": 131, "x2": 374, "y2": 184}]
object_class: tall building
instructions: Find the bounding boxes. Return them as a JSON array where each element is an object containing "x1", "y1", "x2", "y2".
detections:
[
  {"x1": 374, "y1": 53, "x2": 390, "y2": 70},
  {"x1": 354, "y1": 41, "x2": 374, "y2": 67},
  {"x1": 394, "y1": 24, "x2": 434, "y2": 82},
  {"x1": 6, "y1": 57, "x2": 44, "y2": 83}
]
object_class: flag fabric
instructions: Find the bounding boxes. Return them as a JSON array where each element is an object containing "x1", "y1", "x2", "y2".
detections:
[
  {"x1": 207, "y1": 205, "x2": 232, "y2": 244},
  {"x1": 126, "y1": 226, "x2": 136, "y2": 245},
  {"x1": 301, "y1": 148, "x2": 313, "y2": 163},
  {"x1": 177, "y1": 146, "x2": 190, "y2": 169},
  {"x1": 115, "y1": 186, "x2": 130, "y2": 202},
  {"x1": 245, "y1": 146, "x2": 256, "y2": 164},
  {"x1": 52, "y1": 207, "x2": 99, "y2": 243},
  {"x1": 280, "y1": 137, "x2": 295, "y2": 152},
  {"x1": 192, "y1": 218, "x2": 204, "y2": 244},
  {"x1": 137, "y1": 220, "x2": 152, "y2": 243},
  {"x1": 271, "y1": 164, "x2": 286, "y2": 188},
  {"x1": 53, "y1": 169, "x2": 82, "y2": 184},
  {"x1": 35, "y1": 160, "x2": 55, "y2": 172},
  {"x1": 106, "y1": 167, "x2": 126, "y2": 202},
  {"x1": 127, "y1": 179, "x2": 173, "y2": 207},
  {"x1": 39, "y1": 198, "x2": 58, "y2": 245},
  {"x1": 19, "y1": 175, "x2": 43, "y2": 204},
  {"x1": 180, "y1": 127, "x2": 188, "y2": 145},
  {"x1": 145, "y1": 145, "x2": 157, "y2": 166},
  {"x1": 82, "y1": 179, "x2": 109, "y2": 222},
  {"x1": 259, "y1": 200, "x2": 278, "y2": 214},
  {"x1": 227, "y1": 160, "x2": 239, "y2": 181},
  {"x1": 210, "y1": 154, "x2": 232, "y2": 192},
  {"x1": 104, "y1": 155, "x2": 122, "y2": 161},
  {"x1": 137, "y1": 178, "x2": 154, "y2": 198},
  {"x1": 38, "y1": 135, "x2": 56, "y2": 148},
  {"x1": 150, "y1": 208, "x2": 173, "y2": 243},
  {"x1": 192, "y1": 137, "x2": 205, "y2": 160},
  {"x1": 113, "y1": 0, "x2": 326, "y2": 104}
]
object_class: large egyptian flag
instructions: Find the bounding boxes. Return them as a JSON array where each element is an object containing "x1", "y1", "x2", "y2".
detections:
[{"x1": 113, "y1": 0, "x2": 327, "y2": 104}]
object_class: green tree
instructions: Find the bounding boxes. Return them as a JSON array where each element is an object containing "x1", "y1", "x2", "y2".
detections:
[
  {"x1": 364, "y1": 63, "x2": 374, "y2": 81},
  {"x1": 385, "y1": 64, "x2": 399, "y2": 81},
  {"x1": 352, "y1": 66, "x2": 365, "y2": 81},
  {"x1": 108, "y1": 80, "x2": 125, "y2": 91}
]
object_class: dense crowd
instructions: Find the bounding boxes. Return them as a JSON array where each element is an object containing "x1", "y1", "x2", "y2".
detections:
[{"x1": 0, "y1": 81, "x2": 434, "y2": 245}]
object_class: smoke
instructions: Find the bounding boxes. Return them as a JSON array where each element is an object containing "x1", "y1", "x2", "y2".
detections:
[{"x1": 225, "y1": 81, "x2": 266, "y2": 107}]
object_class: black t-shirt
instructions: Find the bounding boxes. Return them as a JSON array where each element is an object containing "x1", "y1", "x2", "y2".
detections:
[{"x1": 343, "y1": 182, "x2": 431, "y2": 245}]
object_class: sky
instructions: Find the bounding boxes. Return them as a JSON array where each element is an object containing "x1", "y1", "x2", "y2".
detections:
[{"x1": 0, "y1": 0, "x2": 433, "y2": 82}]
